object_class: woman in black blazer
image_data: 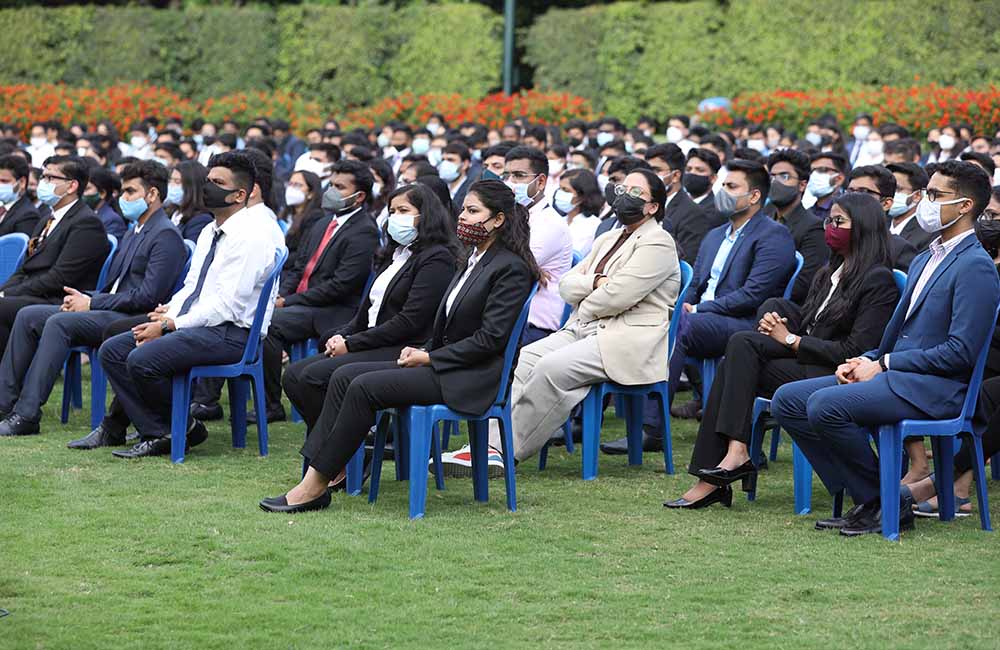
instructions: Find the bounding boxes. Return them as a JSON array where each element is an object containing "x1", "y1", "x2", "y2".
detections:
[
  {"x1": 260, "y1": 180, "x2": 540, "y2": 513},
  {"x1": 164, "y1": 161, "x2": 213, "y2": 243},
  {"x1": 280, "y1": 169, "x2": 325, "y2": 257},
  {"x1": 282, "y1": 183, "x2": 460, "y2": 440},
  {"x1": 665, "y1": 192, "x2": 900, "y2": 509}
]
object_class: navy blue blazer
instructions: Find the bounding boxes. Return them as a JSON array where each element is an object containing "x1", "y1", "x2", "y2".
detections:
[
  {"x1": 89, "y1": 208, "x2": 186, "y2": 314},
  {"x1": 684, "y1": 212, "x2": 796, "y2": 319},
  {"x1": 178, "y1": 211, "x2": 213, "y2": 243},
  {"x1": 97, "y1": 203, "x2": 127, "y2": 239},
  {"x1": 867, "y1": 233, "x2": 1000, "y2": 420}
]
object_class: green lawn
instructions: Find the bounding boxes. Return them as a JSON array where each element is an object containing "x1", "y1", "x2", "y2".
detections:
[{"x1": 1, "y1": 374, "x2": 998, "y2": 649}]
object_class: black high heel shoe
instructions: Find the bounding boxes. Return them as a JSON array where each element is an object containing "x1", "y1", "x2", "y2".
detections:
[
  {"x1": 664, "y1": 484, "x2": 733, "y2": 509},
  {"x1": 697, "y1": 460, "x2": 758, "y2": 491}
]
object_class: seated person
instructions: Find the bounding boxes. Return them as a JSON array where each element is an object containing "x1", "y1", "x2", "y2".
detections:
[
  {"x1": 0, "y1": 154, "x2": 40, "y2": 237},
  {"x1": 0, "y1": 161, "x2": 184, "y2": 437},
  {"x1": 886, "y1": 162, "x2": 933, "y2": 253},
  {"x1": 98, "y1": 151, "x2": 286, "y2": 459},
  {"x1": 771, "y1": 161, "x2": 999, "y2": 537},
  {"x1": 438, "y1": 169, "x2": 680, "y2": 471},
  {"x1": 608, "y1": 160, "x2": 795, "y2": 452},
  {"x1": 0, "y1": 155, "x2": 111, "y2": 357},
  {"x1": 282, "y1": 183, "x2": 459, "y2": 485},
  {"x1": 646, "y1": 143, "x2": 707, "y2": 265},
  {"x1": 279, "y1": 169, "x2": 324, "y2": 258},
  {"x1": 258, "y1": 180, "x2": 538, "y2": 513},
  {"x1": 594, "y1": 156, "x2": 654, "y2": 237},
  {"x1": 665, "y1": 193, "x2": 898, "y2": 508},
  {"x1": 846, "y1": 164, "x2": 918, "y2": 271},
  {"x1": 683, "y1": 147, "x2": 726, "y2": 229},
  {"x1": 84, "y1": 165, "x2": 127, "y2": 238},
  {"x1": 553, "y1": 168, "x2": 602, "y2": 256},
  {"x1": 164, "y1": 160, "x2": 214, "y2": 242},
  {"x1": 804, "y1": 151, "x2": 848, "y2": 222}
]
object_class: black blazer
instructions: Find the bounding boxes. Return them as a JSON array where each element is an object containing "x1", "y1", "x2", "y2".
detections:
[
  {"x1": 781, "y1": 203, "x2": 829, "y2": 304},
  {"x1": 1, "y1": 200, "x2": 111, "y2": 301},
  {"x1": 665, "y1": 189, "x2": 708, "y2": 265},
  {"x1": 280, "y1": 209, "x2": 379, "y2": 309},
  {"x1": 326, "y1": 243, "x2": 457, "y2": 352},
  {"x1": 89, "y1": 209, "x2": 186, "y2": 315},
  {"x1": 895, "y1": 216, "x2": 935, "y2": 253},
  {"x1": 427, "y1": 244, "x2": 533, "y2": 416},
  {"x1": 694, "y1": 193, "x2": 728, "y2": 229},
  {"x1": 451, "y1": 175, "x2": 475, "y2": 217},
  {"x1": 889, "y1": 234, "x2": 917, "y2": 272},
  {"x1": 284, "y1": 207, "x2": 325, "y2": 258},
  {"x1": 0, "y1": 195, "x2": 39, "y2": 237}
]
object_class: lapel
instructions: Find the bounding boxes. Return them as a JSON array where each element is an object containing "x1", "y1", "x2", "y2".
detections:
[
  {"x1": 603, "y1": 218, "x2": 656, "y2": 273},
  {"x1": 315, "y1": 210, "x2": 363, "y2": 266},
  {"x1": 381, "y1": 246, "x2": 419, "y2": 301},
  {"x1": 110, "y1": 212, "x2": 161, "y2": 287},
  {"x1": 716, "y1": 213, "x2": 761, "y2": 286},
  {"x1": 28, "y1": 201, "x2": 79, "y2": 259},
  {"x1": 904, "y1": 234, "x2": 976, "y2": 323},
  {"x1": 445, "y1": 245, "x2": 499, "y2": 327}
]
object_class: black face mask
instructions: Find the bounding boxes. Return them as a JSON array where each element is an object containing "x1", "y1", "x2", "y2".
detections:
[
  {"x1": 603, "y1": 182, "x2": 617, "y2": 208},
  {"x1": 768, "y1": 181, "x2": 801, "y2": 208},
  {"x1": 975, "y1": 219, "x2": 1000, "y2": 258},
  {"x1": 613, "y1": 193, "x2": 648, "y2": 225},
  {"x1": 682, "y1": 173, "x2": 711, "y2": 198},
  {"x1": 203, "y1": 182, "x2": 241, "y2": 210},
  {"x1": 567, "y1": 137, "x2": 582, "y2": 148}
]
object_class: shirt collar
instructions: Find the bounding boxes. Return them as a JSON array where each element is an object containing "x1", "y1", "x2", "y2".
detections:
[
  {"x1": 528, "y1": 198, "x2": 551, "y2": 218},
  {"x1": 52, "y1": 199, "x2": 78, "y2": 221},
  {"x1": 663, "y1": 190, "x2": 678, "y2": 209},
  {"x1": 929, "y1": 228, "x2": 976, "y2": 256},
  {"x1": 725, "y1": 216, "x2": 751, "y2": 240}
]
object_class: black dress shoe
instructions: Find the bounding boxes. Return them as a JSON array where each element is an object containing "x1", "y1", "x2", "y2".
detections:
[
  {"x1": 698, "y1": 460, "x2": 758, "y2": 491},
  {"x1": 190, "y1": 402, "x2": 224, "y2": 422},
  {"x1": 0, "y1": 414, "x2": 40, "y2": 437},
  {"x1": 670, "y1": 399, "x2": 702, "y2": 420},
  {"x1": 67, "y1": 424, "x2": 126, "y2": 450},
  {"x1": 246, "y1": 405, "x2": 286, "y2": 424},
  {"x1": 600, "y1": 430, "x2": 663, "y2": 455},
  {"x1": 329, "y1": 452, "x2": 374, "y2": 493},
  {"x1": 259, "y1": 490, "x2": 331, "y2": 513},
  {"x1": 125, "y1": 430, "x2": 139, "y2": 442},
  {"x1": 840, "y1": 496, "x2": 916, "y2": 537},
  {"x1": 187, "y1": 420, "x2": 208, "y2": 448},
  {"x1": 111, "y1": 437, "x2": 173, "y2": 459},
  {"x1": 664, "y1": 485, "x2": 733, "y2": 509},
  {"x1": 815, "y1": 503, "x2": 867, "y2": 530}
]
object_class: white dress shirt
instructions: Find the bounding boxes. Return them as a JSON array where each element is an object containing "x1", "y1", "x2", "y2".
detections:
[
  {"x1": 47, "y1": 199, "x2": 78, "y2": 236},
  {"x1": 889, "y1": 213, "x2": 917, "y2": 236},
  {"x1": 166, "y1": 206, "x2": 286, "y2": 334},
  {"x1": 810, "y1": 266, "x2": 843, "y2": 331},
  {"x1": 446, "y1": 248, "x2": 486, "y2": 317},
  {"x1": 528, "y1": 200, "x2": 574, "y2": 331},
  {"x1": 245, "y1": 200, "x2": 278, "y2": 221},
  {"x1": 566, "y1": 214, "x2": 601, "y2": 256},
  {"x1": 367, "y1": 246, "x2": 412, "y2": 327}
]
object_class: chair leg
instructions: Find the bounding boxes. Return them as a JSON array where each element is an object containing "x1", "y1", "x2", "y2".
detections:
[
  {"x1": 227, "y1": 378, "x2": 249, "y2": 449},
  {"x1": 581, "y1": 387, "x2": 601, "y2": 481},
  {"x1": 369, "y1": 412, "x2": 390, "y2": 504},
  {"x1": 89, "y1": 349, "x2": 107, "y2": 430},
  {"x1": 768, "y1": 428, "x2": 781, "y2": 462},
  {"x1": 430, "y1": 422, "x2": 445, "y2": 491},
  {"x1": 538, "y1": 441, "x2": 549, "y2": 471},
  {"x1": 700, "y1": 359, "x2": 717, "y2": 410},
  {"x1": 878, "y1": 427, "x2": 903, "y2": 541},
  {"x1": 832, "y1": 490, "x2": 844, "y2": 518},
  {"x1": 498, "y1": 410, "x2": 517, "y2": 512},
  {"x1": 70, "y1": 353, "x2": 82, "y2": 409},
  {"x1": 442, "y1": 421, "x2": 458, "y2": 450},
  {"x1": 170, "y1": 374, "x2": 192, "y2": 463},
  {"x1": 60, "y1": 355, "x2": 76, "y2": 424},
  {"x1": 406, "y1": 409, "x2": 431, "y2": 520},
  {"x1": 746, "y1": 405, "x2": 766, "y2": 503},
  {"x1": 613, "y1": 394, "x2": 625, "y2": 419},
  {"x1": 395, "y1": 415, "x2": 409, "y2": 482},
  {"x1": 969, "y1": 435, "x2": 993, "y2": 532},
  {"x1": 655, "y1": 389, "x2": 673, "y2": 474},
  {"x1": 792, "y1": 440, "x2": 813, "y2": 515},
  {"x1": 468, "y1": 420, "x2": 489, "y2": 503},
  {"x1": 345, "y1": 444, "x2": 365, "y2": 496},
  {"x1": 251, "y1": 367, "x2": 268, "y2": 456},
  {"x1": 930, "y1": 436, "x2": 956, "y2": 522}
]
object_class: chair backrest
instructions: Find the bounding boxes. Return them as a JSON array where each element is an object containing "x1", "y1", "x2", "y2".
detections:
[
  {"x1": 669, "y1": 260, "x2": 694, "y2": 357},
  {"x1": 173, "y1": 239, "x2": 197, "y2": 295},
  {"x1": 242, "y1": 246, "x2": 290, "y2": 366},
  {"x1": 558, "y1": 251, "x2": 587, "y2": 327},
  {"x1": 571, "y1": 250, "x2": 583, "y2": 267},
  {"x1": 277, "y1": 218, "x2": 290, "y2": 235},
  {"x1": 781, "y1": 251, "x2": 804, "y2": 300},
  {"x1": 0, "y1": 233, "x2": 28, "y2": 285},
  {"x1": 960, "y1": 301, "x2": 1000, "y2": 423},
  {"x1": 892, "y1": 269, "x2": 907, "y2": 294},
  {"x1": 495, "y1": 282, "x2": 539, "y2": 407},
  {"x1": 96, "y1": 234, "x2": 118, "y2": 292}
]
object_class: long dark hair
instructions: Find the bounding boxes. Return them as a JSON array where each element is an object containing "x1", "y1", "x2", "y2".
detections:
[
  {"x1": 282, "y1": 170, "x2": 323, "y2": 236},
  {"x1": 171, "y1": 160, "x2": 209, "y2": 223},
  {"x1": 465, "y1": 180, "x2": 542, "y2": 283},
  {"x1": 375, "y1": 183, "x2": 462, "y2": 268},
  {"x1": 562, "y1": 168, "x2": 604, "y2": 217},
  {"x1": 368, "y1": 157, "x2": 395, "y2": 216},
  {"x1": 800, "y1": 192, "x2": 892, "y2": 327}
]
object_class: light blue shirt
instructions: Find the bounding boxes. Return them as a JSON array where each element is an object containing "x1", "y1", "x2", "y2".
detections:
[{"x1": 700, "y1": 220, "x2": 750, "y2": 303}]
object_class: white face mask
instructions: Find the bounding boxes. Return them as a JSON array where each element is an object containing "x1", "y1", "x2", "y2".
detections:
[
  {"x1": 597, "y1": 174, "x2": 610, "y2": 193},
  {"x1": 130, "y1": 135, "x2": 147, "y2": 150},
  {"x1": 29, "y1": 136, "x2": 46, "y2": 148},
  {"x1": 938, "y1": 134, "x2": 957, "y2": 151},
  {"x1": 746, "y1": 139, "x2": 767, "y2": 153},
  {"x1": 865, "y1": 140, "x2": 884, "y2": 157},
  {"x1": 888, "y1": 190, "x2": 915, "y2": 217},
  {"x1": 285, "y1": 186, "x2": 306, "y2": 207},
  {"x1": 547, "y1": 159, "x2": 565, "y2": 176},
  {"x1": 915, "y1": 195, "x2": 966, "y2": 233},
  {"x1": 994, "y1": 168, "x2": 1000, "y2": 187},
  {"x1": 853, "y1": 125, "x2": 871, "y2": 141},
  {"x1": 805, "y1": 132, "x2": 823, "y2": 147},
  {"x1": 807, "y1": 171, "x2": 837, "y2": 198},
  {"x1": 666, "y1": 126, "x2": 684, "y2": 143}
]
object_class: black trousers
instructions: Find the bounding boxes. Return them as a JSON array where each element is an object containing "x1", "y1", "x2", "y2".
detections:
[
  {"x1": 955, "y1": 375, "x2": 1000, "y2": 473},
  {"x1": 100, "y1": 315, "x2": 148, "y2": 434},
  {"x1": 282, "y1": 345, "x2": 404, "y2": 433},
  {"x1": 688, "y1": 330, "x2": 815, "y2": 475},
  {"x1": 0, "y1": 296, "x2": 53, "y2": 358},
  {"x1": 301, "y1": 361, "x2": 444, "y2": 478}
]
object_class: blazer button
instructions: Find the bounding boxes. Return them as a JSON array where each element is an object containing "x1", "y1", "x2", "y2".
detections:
[{"x1": 599, "y1": 324, "x2": 606, "y2": 329}]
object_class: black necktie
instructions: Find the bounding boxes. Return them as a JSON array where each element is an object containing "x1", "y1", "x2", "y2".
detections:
[{"x1": 178, "y1": 230, "x2": 223, "y2": 316}]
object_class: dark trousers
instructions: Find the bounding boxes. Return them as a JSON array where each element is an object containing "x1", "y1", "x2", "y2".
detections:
[
  {"x1": 522, "y1": 325, "x2": 554, "y2": 346},
  {"x1": 282, "y1": 345, "x2": 404, "y2": 432},
  {"x1": 301, "y1": 361, "x2": 444, "y2": 478},
  {"x1": 100, "y1": 324, "x2": 248, "y2": 439},
  {"x1": 0, "y1": 305, "x2": 128, "y2": 421},
  {"x1": 955, "y1": 375, "x2": 1000, "y2": 474},
  {"x1": 688, "y1": 330, "x2": 813, "y2": 475},
  {"x1": 99, "y1": 315, "x2": 148, "y2": 433},
  {"x1": 0, "y1": 296, "x2": 53, "y2": 358},
  {"x1": 771, "y1": 374, "x2": 929, "y2": 506}
]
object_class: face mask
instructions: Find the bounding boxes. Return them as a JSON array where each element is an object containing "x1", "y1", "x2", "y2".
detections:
[
  {"x1": 938, "y1": 134, "x2": 957, "y2": 151},
  {"x1": 863, "y1": 140, "x2": 882, "y2": 158},
  {"x1": 553, "y1": 189, "x2": 577, "y2": 216},
  {"x1": 613, "y1": 193, "x2": 648, "y2": 225},
  {"x1": 285, "y1": 186, "x2": 306, "y2": 207},
  {"x1": 597, "y1": 174, "x2": 610, "y2": 194},
  {"x1": 77, "y1": 147, "x2": 89, "y2": 158},
  {"x1": 974, "y1": 219, "x2": 1000, "y2": 258},
  {"x1": 165, "y1": 184, "x2": 184, "y2": 205},
  {"x1": 596, "y1": 132, "x2": 614, "y2": 147},
  {"x1": 130, "y1": 135, "x2": 147, "y2": 150},
  {"x1": 807, "y1": 171, "x2": 837, "y2": 198},
  {"x1": 0, "y1": 183, "x2": 18, "y2": 204},
  {"x1": 768, "y1": 181, "x2": 800, "y2": 208},
  {"x1": 824, "y1": 224, "x2": 852, "y2": 255},
  {"x1": 682, "y1": 173, "x2": 711, "y2": 198},
  {"x1": 805, "y1": 132, "x2": 823, "y2": 147},
  {"x1": 427, "y1": 148, "x2": 443, "y2": 167},
  {"x1": 118, "y1": 195, "x2": 148, "y2": 222},
  {"x1": 193, "y1": 134, "x2": 204, "y2": 146},
  {"x1": 624, "y1": 141, "x2": 634, "y2": 154},
  {"x1": 36, "y1": 179, "x2": 63, "y2": 207},
  {"x1": 471, "y1": 149, "x2": 482, "y2": 161},
  {"x1": 852, "y1": 125, "x2": 870, "y2": 141},
  {"x1": 746, "y1": 139, "x2": 767, "y2": 153},
  {"x1": 548, "y1": 159, "x2": 565, "y2": 176},
  {"x1": 383, "y1": 146, "x2": 399, "y2": 158},
  {"x1": 371, "y1": 182, "x2": 381, "y2": 199},
  {"x1": 456, "y1": 218, "x2": 495, "y2": 246},
  {"x1": 438, "y1": 160, "x2": 461, "y2": 182},
  {"x1": 567, "y1": 137, "x2": 583, "y2": 148},
  {"x1": 714, "y1": 188, "x2": 752, "y2": 220},
  {"x1": 481, "y1": 168, "x2": 502, "y2": 182},
  {"x1": 426, "y1": 122, "x2": 440, "y2": 135},
  {"x1": 29, "y1": 136, "x2": 46, "y2": 148},
  {"x1": 322, "y1": 186, "x2": 361, "y2": 213},
  {"x1": 376, "y1": 133, "x2": 390, "y2": 148},
  {"x1": 153, "y1": 157, "x2": 170, "y2": 168},
  {"x1": 767, "y1": 137, "x2": 781, "y2": 150},
  {"x1": 203, "y1": 182, "x2": 241, "y2": 210},
  {"x1": 915, "y1": 195, "x2": 966, "y2": 233},
  {"x1": 888, "y1": 191, "x2": 914, "y2": 217},
  {"x1": 387, "y1": 213, "x2": 418, "y2": 246},
  {"x1": 507, "y1": 175, "x2": 540, "y2": 207},
  {"x1": 411, "y1": 138, "x2": 430, "y2": 155},
  {"x1": 666, "y1": 126, "x2": 684, "y2": 143},
  {"x1": 83, "y1": 192, "x2": 101, "y2": 209},
  {"x1": 643, "y1": 129, "x2": 654, "y2": 138},
  {"x1": 603, "y1": 180, "x2": 617, "y2": 207}
]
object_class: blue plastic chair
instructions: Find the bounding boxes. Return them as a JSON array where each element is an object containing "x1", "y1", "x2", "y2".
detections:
[
  {"x1": 167, "y1": 247, "x2": 289, "y2": 463},
  {"x1": 701, "y1": 251, "x2": 804, "y2": 409},
  {"x1": 0, "y1": 233, "x2": 28, "y2": 285},
  {"x1": 60, "y1": 235, "x2": 118, "y2": 425},
  {"x1": 366, "y1": 284, "x2": 538, "y2": 519},
  {"x1": 277, "y1": 218, "x2": 290, "y2": 235}
]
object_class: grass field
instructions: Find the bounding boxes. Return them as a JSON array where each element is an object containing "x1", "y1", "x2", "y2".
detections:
[{"x1": 1, "y1": 374, "x2": 999, "y2": 649}]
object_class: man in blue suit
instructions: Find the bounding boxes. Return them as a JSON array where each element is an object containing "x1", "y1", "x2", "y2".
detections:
[
  {"x1": 605, "y1": 160, "x2": 796, "y2": 454},
  {"x1": 0, "y1": 160, "x2": 185, "y2": 438},
  {"x1": 772, "y1": 160, "x2": 1000, "y2": 537}
]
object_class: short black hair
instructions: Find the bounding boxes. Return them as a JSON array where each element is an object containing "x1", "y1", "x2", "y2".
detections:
[
  {"x1": 628, "y1": 167, "x2": 668, "y2": 222},
  {"x1": 154, "y1": 142, "x2": 183, "y2": 161},
  {"x1": 568, "y1": 148, "x2": 597, "y2": 170},
  {"x1": 88, "y1": 166, "x2": 121, "y2": 202},
  {"x1": 392, "y1": 124, "x2": 413, "y2": 137},
  {"x1": 732, "y1": 147, "x2": 764, "y2": 163},
  {"x1": 482, "y1": 143, "x2": 515, "y2": 162},
  {"x1": 878, "y1": 123, "x2": 910, "y2": 139},
  {"x1": 960, "y1": 150, "x2": 996, "y2": 177},
  {"x1": 849, "y1": 164, "x2": 896, "y2": 198},
  {"x1": 331, "y1": 159, "x2": 375, "y2": 206},
  {"x1": 885, "y1": 138, "x2": 921, "y2": 161},
  {"x1": 504, "y1": 145, "x2": 548, "y2": 177},
  {"x1": 217, "y1": 133, "x2": 238, "y2": 149},
  {"x1": 207, "y1": 150, "x2": 257, "y2": 197},
  {"x1": 810, "y1": 150, "x2": 848, "y2": 175},
  {"x1": 886, "y1": 162, "x2": 929, "y2": 191},
  {"x1": 766, "y1": 148, "x2": 811, "y2": 182},
  {"x1": 686, "y1": 147, "x2": 721, "y2": 174},
  {"x1": 309, "y1": 142, "x2": 342, "y2": 162},
  {"x1": 725, "y1": 158, "x2": 770, "y2": 198},
  {"x1": 599, "y1": 139, "x2": 627, "y2": 155},
  {"x1": 524, "y1": 125, "x2": 547, "y2": 144},
  {"x1": 43, "y1": 155, "x2": 90, "y2": 197},
  {"x1": 643, "y1": 143, "x2": 685, "y2": 172},
  {"x1": 0, "y1": 153, "x2": 30, "y2": 181},
  {"x1": 607, "y1": 155, "x2": 651, "y2": 176},
  {"x1": 120, "y1": 159, "x2": 169, "y2": 203},
  {"x1": 443, "y1": 140, "x2": 471, "y2": 162},
  {"x1": 669, "y1": 114, "x2": 690, "y2": 129},
  {"x1": 934, "y1": 160, "x2": 993, "y2": 218},
  {"x1": 597, "y1": 117, "x2": 625, "y2": 133},
  {"x1": 244, "y1": 148, "x2": 275, "y2": 211}
]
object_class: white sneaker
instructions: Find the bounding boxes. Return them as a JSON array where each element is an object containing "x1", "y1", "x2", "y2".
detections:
[{"x1": 434, "y1": 444, "x2": 505, "y2": 478}]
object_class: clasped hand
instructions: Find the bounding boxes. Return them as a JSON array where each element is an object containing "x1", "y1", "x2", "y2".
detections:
[
  {"x1": 397, "y1": 346, "x2": 430, "y2": 368},
  {"x1": 757, "y1": 311, "x2": 790, "y2": 343},
  {"x1": 60, "y1": 286, "x2": 90, "y2": 312},
  {"x1": 324, "y1": 334, "x2": 348, "y2": 357},
  {"x1": 835, "y1": 357, "x2": 882, "y2": 384}
]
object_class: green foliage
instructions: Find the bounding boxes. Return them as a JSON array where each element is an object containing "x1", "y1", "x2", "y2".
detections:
[{"x1": 525, "y1": 0, "x2": 1000, "y2": 123}]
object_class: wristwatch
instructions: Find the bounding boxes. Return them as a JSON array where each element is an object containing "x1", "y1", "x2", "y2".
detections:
[
  {"x1": 878, "y1": 355, "x2": 888, "y2": 371},
  {"x1": 160, "y1": 319, "x2": 174, "y2": 335},
  {"x1": 784, "y1": 333, "x2": 796, "y2": 347}
]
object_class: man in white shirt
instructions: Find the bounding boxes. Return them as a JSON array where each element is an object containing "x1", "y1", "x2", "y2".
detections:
[
  {"x1": 25, "y1": 121, "x2": 55, "y2": 168},
  {"x1": 99, "y1": 151, "x2": 286, "y2": 458}
]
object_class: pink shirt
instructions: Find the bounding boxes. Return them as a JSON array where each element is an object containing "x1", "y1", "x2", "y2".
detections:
[{"x1": 528, "y1": 200, "x2": 573, "y2": 331}]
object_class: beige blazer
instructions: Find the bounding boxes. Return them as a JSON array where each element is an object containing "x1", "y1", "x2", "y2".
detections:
[{"x1": 559, "y1": 218, "x2": 680, "y2": 385}]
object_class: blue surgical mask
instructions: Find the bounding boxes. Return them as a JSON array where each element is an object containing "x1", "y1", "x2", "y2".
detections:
[
  {"x1": 387, "y1": 213, "x2": 418, "y2": 246},
  {"x1": 411, "y1": 138, "x2": 430, "y2": 155},
  {"x1": 596, "y1": 132, "x2": 614, "y2": 147},
  {"x1": 193, "y1": 134, "x2": 204, "y2": 146},
  {"x1": 553, "y1": 189, "x2": 576, "y2": 216},
  {"x1": 0, "y1": 183, "x2": 18, "y2": 204},
  {"x1": 119, "y1": 195, "x2": 148, "y2": 222},
  {"x1": 36, "y1": 179, "x2": 62, "y2": 207},
  {"x1": 438, "y1": 160, "x2": 461, "y2": 182},
  {"x1": 806, "y1": 171, "x2": 837, "y2": 198},
  {"x1": 507, "y1": 175, "x2": 540, "y2": 207},
  {"x1": 166, "y1": 184, "x2": 184, "y2": 205},
  {"x1": 805, "y1": 132, "x2": 823, "y2": 147}
]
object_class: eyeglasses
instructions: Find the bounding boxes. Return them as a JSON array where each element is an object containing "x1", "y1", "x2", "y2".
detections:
[
  {"x1": 848, "y1": 187, "x2": 885, "y2": 199},
  {"x1": 613, "y1": 184, "x2": 647, "y2": 200},
  {"x1": 769, "y1": 172, "x2": 799, "y2": 183},
  {"x1": 40, "y1": 174, "x2": 71, "y2": 183},
  {"x1": 823, "y1": 216, "x2": 852, "y2": 229},
  {"x1": 923, "y1": 188, "x2": 959, "y2": 202},
  {"x1": 500, "y1": 171, "x2": 538, "y2": 183},
  {"x1": 811, "y1": 166, "x2": 839, "y2": 175}
]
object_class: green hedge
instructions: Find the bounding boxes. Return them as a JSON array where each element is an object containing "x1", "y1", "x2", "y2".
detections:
[
  {"x1": 0, "y1": 4, "x2": 501, "y2": 111},
  {"x1": 524, "y1": 0, "x2": 1000, "y2": 123}
]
